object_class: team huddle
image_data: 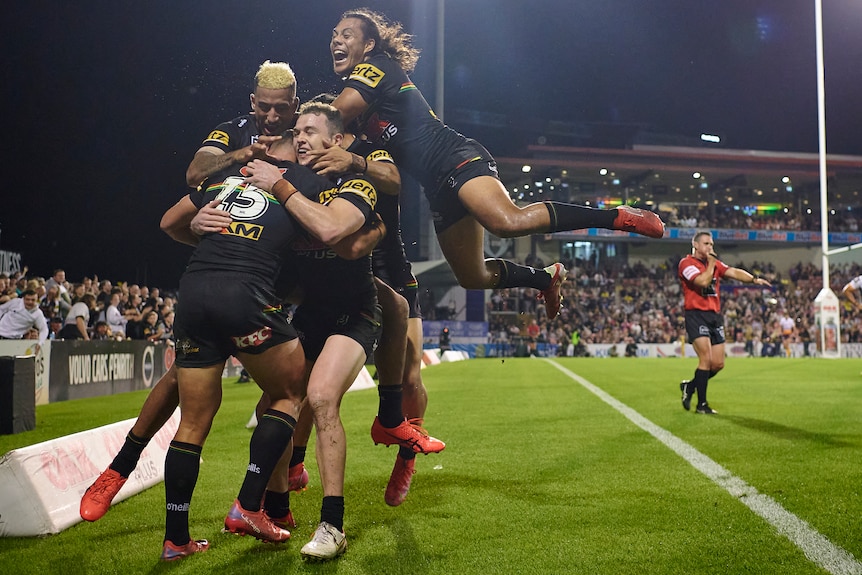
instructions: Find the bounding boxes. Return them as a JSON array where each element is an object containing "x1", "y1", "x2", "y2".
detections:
[{"x1": 77, "y1": 8, "x2": 667, "y2": 563}]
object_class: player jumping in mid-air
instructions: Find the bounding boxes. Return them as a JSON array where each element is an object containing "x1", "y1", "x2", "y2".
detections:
[{"x1": 328, "y1": 8, "x2": 666, "y2": 319}]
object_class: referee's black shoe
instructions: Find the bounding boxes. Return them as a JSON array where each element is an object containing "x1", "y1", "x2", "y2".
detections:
[
  {"x1": 680, "y1": 381, "x2": 692, "y2": 411},
  {"x1": 696, "y1": 403, "x2": 717, "y2": 415}
]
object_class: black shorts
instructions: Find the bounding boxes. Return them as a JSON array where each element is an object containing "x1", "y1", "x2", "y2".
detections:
[
  {"x1": 292, "y1": 302, "x2": 382, "y2": 362},
  {"x1": 685, "y1": 309, "x2": 726, "y2": 345},
  {"x1": 427, "y1": 140, "x2": 499, "y2": 234},
  {"x1": 174, "y1": 272, "x2": 298, "y2": 368},
  {"x1": 375, "y1": 273, "x2": 421, "y2": 319}
]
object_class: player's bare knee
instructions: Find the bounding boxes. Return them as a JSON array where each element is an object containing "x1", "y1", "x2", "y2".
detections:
[{"x1": 485, "y1": 217, "x2": 522, "y2": 239}]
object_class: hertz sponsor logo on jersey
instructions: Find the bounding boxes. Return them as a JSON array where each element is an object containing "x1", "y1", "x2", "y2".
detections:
[
  {"x1": 317, "y1": 186, "x2": 342, "y2": 205},
  {"x1": 367, "y1": 149, "x2": 393, "y2": 163},
  {"x1": 204, "y1": 129, "x2": 230, "y2": 146},
  {"x1": 339, "y1": 178, "x2": 377, "y2": 208},
  {"x1": 221, "y1": 221, "x2": 264, "y2": 240},
  {"x1": 349, "y1": 63, "x2": 384, "y2": 88}
]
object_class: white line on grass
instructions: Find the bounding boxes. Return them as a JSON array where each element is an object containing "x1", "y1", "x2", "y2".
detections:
[{"x1": 545, "y1": 359, "x2": 862, "y2": 575}]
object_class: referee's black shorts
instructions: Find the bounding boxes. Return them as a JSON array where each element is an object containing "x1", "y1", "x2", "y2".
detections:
[{"x1": 684, "y1": 309, "x2": 726, "y2": 345}]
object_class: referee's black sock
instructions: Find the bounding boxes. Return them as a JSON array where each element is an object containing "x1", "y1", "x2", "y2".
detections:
[
  {"x1": 492, "y1": 259, "x2": 551, "y2": 290},
  {"x1": 544, "y1": 202, "x2": 616, "y2": 233},
  {"x1": 110, "y1": 431, "x2": 150, "y2": 478},
  {"x1": 693, "y1": 369, "x2": 710, "y2": 405}
]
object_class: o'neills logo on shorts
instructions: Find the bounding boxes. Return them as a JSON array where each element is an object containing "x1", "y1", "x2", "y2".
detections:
[{"x1": 233, "y1": 326, "x2": 273, "y2": 348}]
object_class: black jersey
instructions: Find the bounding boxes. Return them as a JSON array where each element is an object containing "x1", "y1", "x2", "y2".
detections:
[
  {"x1": 344, "y1": 53, "x2": 472, "y2": 191},
  {"x1": 183, "y1": 161, "x2": 298, "y2": 284},
  {"x1": 344, "y1": 138, "x2": 415, "y2": 287},
  {"x1": 286, "y1": 168, "x2": 379, "y2": 309},
  {"x1": 199, "y1": 114, "x2": 261, "y2": 153}
]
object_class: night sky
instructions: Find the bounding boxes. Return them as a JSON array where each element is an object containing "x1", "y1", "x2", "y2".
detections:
[{"x1": 3, "y1": 0, "x2": 860, "y2": 289}]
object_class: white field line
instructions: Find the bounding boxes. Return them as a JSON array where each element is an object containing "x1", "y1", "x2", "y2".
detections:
[{"x1": 546, "y1": 359, "x2": 862, "y2": 575}]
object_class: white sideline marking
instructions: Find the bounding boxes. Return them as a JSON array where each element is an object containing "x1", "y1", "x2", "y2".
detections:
[{"x1": 546, "y1": 360, "x2": 862, "y2": 575}]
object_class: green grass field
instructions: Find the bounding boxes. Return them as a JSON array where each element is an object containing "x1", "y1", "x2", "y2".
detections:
[{"x1": 1, "y1": 358, "x2": 860, "y2": 575}]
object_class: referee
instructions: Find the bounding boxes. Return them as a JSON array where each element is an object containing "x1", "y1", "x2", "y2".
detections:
[{"x1": 678, "y1": 231, "x2": 771, "y2": 414}]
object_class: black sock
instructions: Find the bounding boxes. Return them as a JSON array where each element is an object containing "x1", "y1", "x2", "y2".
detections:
[
  {"x1": 493, "y1": 259, "x2": 551, "y2": 290},
  {"x1": 398, "y1": 446, "x2": 417, "y2": 460},
  {"x1": 263, "y1": 490, "x2": 290, "y2": 519},
  {"x1": 289, "y1": 445, "x2": 307, "y2": 468},
  {"x1": 544, "y1": 202, "x2": 616, "y2": 233},
  {"x1": 110, "y1": 431, "x2": 150, "y2": 478},
  {"x1": 237, "y1": 409, "x2": 296, "y2": 511},
  {"x1": 378, "y1": 385, "x2": 404, "y2": 428},
  {"x1": 321, "y1": 495, "x2": 345, "y2": 531},
  {"x1": 709, "y1": 370, "x2": 719, "y2": 379},
  {"x1": 693, "y1": 369, "x2": 710, "y2": 405},
  {"x1": 164, "y1": 441, "x2": 202, "y2": 546}
]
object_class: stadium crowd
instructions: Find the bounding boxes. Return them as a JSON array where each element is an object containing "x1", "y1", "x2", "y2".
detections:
[
  {"x1": 665, "y1": 205, "x2": 860, "y2": 233},
  {"x1": 485, "y1": 258, "x2": 862, "y2": 356},
  {"x1": 0, "y1": 268, "x2": 175, "y2": 344},
  {"x1": 4, "y1": 257, "x2": 861, "y2": 354}
]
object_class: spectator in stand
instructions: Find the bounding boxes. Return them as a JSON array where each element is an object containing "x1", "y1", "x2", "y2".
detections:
[
  {"x1": 48, "y1": 316, "x2": 64, "y2": 340},
  {"x1": 161, "y1": 309, "x2": 175, "y2": 342},
  {"x1": 60, "y1": 293, "x2": 96, "y2": 340},
  {"x1": 123, "y1": 293, "x2": 153, "y2": 340},
  {"x1": 0, "y1": 289, "x2": 49, "y2": 344},
  {"x1": 70, "y1": 283, "x2": 87, "y2": 303},
  {"x1": 44, "y1": 269, "x2": 71, "y2": 306},
  {"x1": 142, "y1": 310, "x2": 165, "y2": 342},
  {"x1": 96, "y1": 280, "x2": 113, "y2": 310},
  {"x1": 92, "y1": 321, "x2": 111, "y2": 341},
  {"x1": 105, "y1": 291, "x2": 126, "y2": 338},
  {"x1": 0, "y1": 274, "x2": 15, "y2": 304},
  {"x1": 842, "y1": 274, "x2": 862, "y2": 313},
  {"x1": 40, "y1": 284, "x2": 70, "y2": 321}
]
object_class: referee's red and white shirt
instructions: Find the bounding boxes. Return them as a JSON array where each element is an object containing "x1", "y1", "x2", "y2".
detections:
[{"x1": 678, "y1": 255, "x2": 729, "y2": 312}]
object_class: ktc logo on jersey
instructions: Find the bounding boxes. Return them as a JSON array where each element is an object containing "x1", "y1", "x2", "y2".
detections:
[
  {"x1": 349, "y1": 63, "x2": 384, "y2": 88},
  {"x1": 221, "y1": 222, "x2": 263, "y2": 240},
  {"x1": 232, "y1": 326, "x2": 272, "y2": 349},
  {"x1": 205, "y1": 130, "x2": 230, "y2": 146}
]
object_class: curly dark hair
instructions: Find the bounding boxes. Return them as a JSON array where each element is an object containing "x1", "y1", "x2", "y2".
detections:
[{"x1": 341, "y1": 8, "x2": 421, "y2": 73}]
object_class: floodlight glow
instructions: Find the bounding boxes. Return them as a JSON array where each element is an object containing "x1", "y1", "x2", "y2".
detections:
[
  {"x1": 599, "y1": 168, "x2": 608, "y2": 176},
  {"x1": 521, "y1": 165, "x2": 532, "y2": 173},
  {"x1": 693, "y1": 172, "x2": 701, "y2": 179},
  {"x1": 700, "y1": 133, "x2": 721, "y2": 143}
]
